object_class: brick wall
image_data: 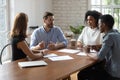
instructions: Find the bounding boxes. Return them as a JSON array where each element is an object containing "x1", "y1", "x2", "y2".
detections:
[{"x1": 53, "y1": 0, "x2": 89, "y2": 31}]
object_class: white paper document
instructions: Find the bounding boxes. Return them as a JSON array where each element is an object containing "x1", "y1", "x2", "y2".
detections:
[
  {"x1": 48, "y1": 55, "x2": 74, "y2": 61},
  {"x1": 44, "y1": 53, "x2": 58, "y2": 58},
  {"x1": 57, "y1": 49, "x2": 80, "y2": 54},
  {"x1": 77, "y1": 52, "x2": 87, "y2": 56},
  {"x1": 18, "y1": 60, "x2": 48, "y2": 68}
]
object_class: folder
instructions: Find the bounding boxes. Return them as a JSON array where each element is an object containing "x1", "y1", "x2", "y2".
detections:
[{"x1": 18, "y1": 60, "x2": 48, "y2": 68}]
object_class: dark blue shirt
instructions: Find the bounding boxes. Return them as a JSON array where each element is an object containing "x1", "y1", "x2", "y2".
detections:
[{"x1": 11, "y1": 36, "x2": 26, "y2": 61}]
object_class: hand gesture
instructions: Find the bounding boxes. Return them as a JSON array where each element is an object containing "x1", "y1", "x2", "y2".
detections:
[
  {"x1": 47, "y1": 41, "x2": 56, "y2": 50},
  {"x1": 38, "y1": 41, "x2": 45, "y2": 49}
]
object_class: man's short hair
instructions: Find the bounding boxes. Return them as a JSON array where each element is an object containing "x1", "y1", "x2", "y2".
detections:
[
  {"x1": 99, "y1": 14, "x2": 114, "y2": 29},
  {"x1": 43, "y1": 12, "x2": 54, "y2": 19}
]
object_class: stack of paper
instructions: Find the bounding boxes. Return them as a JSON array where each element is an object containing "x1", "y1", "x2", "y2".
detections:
[
  {"x1": 57, "y1": 49, "x2": 80, "y2": 54},
  {"x1": 18, "y1": 60, "x2": 48, "y2": 68},
  {"x1": 48, "y1": 55, "x2": 74, "y2": 61},
  {"x1": 44, "y1": 53, "x2": 58, "y2": 58}
]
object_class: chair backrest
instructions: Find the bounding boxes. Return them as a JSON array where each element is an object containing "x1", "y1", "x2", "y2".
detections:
[{"x1": 0, "y1": 43, "x2": 11, "y2": 64}]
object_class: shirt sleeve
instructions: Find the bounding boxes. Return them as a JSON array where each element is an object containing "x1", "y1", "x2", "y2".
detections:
[
  {"x1": 30, "y1": 29, "x2": 39, "y2": 48},
  {"x1": 77, "y1": 27, "x2": 85, "y2": 43},
  {"x1": 56, "y1": 27, "x2": 68, "y2": 47},
  {"x1": 97, "y1": 34, "x2": 113, "y2": 61}
]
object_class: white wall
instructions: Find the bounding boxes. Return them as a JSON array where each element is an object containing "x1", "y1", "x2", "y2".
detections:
[
  {"x1": 53, "y1": 0, "x2": 89, "y2": 31},
  {"x1": 9, "y1": 0, "x2": 53, "y2": 43},
  {"x1": 10, "y1": 0, "x2": 52, "y2": 27},
  {"x1": 10, "y1": 0, "x2": 89, "y2": 31}
]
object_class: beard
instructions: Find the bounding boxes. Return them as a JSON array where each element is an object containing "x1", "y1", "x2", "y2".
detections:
[{"x1": 48, "y1": 23, "x2": 53, "y2": 28}]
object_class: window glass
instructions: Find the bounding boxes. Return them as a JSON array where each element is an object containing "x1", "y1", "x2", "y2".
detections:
[
  {"x1": 0, "y1": 0, "x2": 6, "y2": 5},
  {"x1": 114, "y1": 8, "x2": 120, "y2": 29},
  {"x1": 91, "y1": 0, "x2": 120, "y2": 30},
  {"x1": 91, "y1": 0, "x2": 101, "y2": 5},
  {"x1": 0, "y1": 0, "x2": 7, "y2": 53},
  {"x1": 0, "y1": 7, "x2": 6, "y2": 31},
  {"x1": 91, "y1": 6, "x2": 101, "y2": 12},
  {"x1": 102, "y1": 8, "x2": 112, "y2": 14},
  {"x1": 0, "y1": 0, "x2": 6, "y2": 31},
  {"x1": 0, "y1": 0, "x2": 12, "y2": 62},
  {"x1": 102, "y1": 0, "x2": 111, "y2": 5},
  {"x1": 114, "y1": 0, "x2": 120, "y2": 5}
]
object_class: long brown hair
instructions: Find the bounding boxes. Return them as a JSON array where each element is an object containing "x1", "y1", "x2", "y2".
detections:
[{"x1": 10, "y1": 12, "x2": 28, "y2": 38}]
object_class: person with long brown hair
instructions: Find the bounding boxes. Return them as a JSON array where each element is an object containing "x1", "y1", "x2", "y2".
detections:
[{"x1": 10, "y1": 12, "x2": 44, "y2": 61}]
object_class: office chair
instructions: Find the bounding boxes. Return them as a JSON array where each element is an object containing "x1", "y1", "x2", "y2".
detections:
[{"x1": 0, "y1": 43, "x2": 11, "y2": 64}]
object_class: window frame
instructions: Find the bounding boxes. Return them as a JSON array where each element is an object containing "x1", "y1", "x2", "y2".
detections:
[{"x1": 90, "y1": 0, "x2": 120, "y2": 30}]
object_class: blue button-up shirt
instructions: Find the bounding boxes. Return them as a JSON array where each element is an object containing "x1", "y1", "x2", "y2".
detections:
[
  {"x1": 30, "y1": 26, "x2": 67, "y2": 49},
  {"x1": 97, "y1": 29, "x2": 120, "y2": 78}
]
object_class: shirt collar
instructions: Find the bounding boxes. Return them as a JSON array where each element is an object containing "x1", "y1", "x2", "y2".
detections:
[
  {"x1": 42, "y1": 26, "x2": 53, "y2": 33},
  {"x1": 103, "y1": 29, "x2": 118, "y2": 38}
]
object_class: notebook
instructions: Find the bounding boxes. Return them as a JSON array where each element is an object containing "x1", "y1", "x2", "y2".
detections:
[{"x1": 18, "y1": 60, "x2": 48, "y2": 68}]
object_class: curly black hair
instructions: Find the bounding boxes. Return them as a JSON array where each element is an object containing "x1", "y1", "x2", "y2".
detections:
[{"x1": 84, "y1": 10, "x2": 102, "y2": 26}]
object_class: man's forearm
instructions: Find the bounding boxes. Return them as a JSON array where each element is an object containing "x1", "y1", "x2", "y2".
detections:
[{"x1": 55, "y1": 43, "x2": 66, "y2": 49}]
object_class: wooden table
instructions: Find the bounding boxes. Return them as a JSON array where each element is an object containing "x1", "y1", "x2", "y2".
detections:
[{"x1": 0, "y1": 49, "x2": 96, "y2": 80}]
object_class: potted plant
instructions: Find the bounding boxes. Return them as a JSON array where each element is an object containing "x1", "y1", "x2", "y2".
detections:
[{"x1": 69, "y1": 25, "x2": 84, "y2": 39}]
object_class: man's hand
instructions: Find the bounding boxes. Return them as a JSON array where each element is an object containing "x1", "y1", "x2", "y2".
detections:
[
  {"x1": 34, "y1": 41, "x2": 45, "y2": 50},
  {"x1": 31, "y1": 41, "x2": 45, "y2": 50},
  {"x1": 47, "y1": 41, "x2": 56, "y2": 50},
  {"x1": 38, "y1": 41, "x2": 45, "y2": 49}
]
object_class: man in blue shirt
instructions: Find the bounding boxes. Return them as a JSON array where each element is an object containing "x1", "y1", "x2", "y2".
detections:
[
  {"x1": 88, "y1": 14, "x2": 120, "y2": 80},
  {"x1": 30, "y1": 12, "x2": 67, "y2": 50}
]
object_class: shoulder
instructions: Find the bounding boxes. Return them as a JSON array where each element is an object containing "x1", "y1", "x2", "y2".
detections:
[
  {"x1": 52, "y1": 26, "x2": 62, "y2": 31},
  {"x1": 104, "y1": 32, "x2": 120, "y2": 41},
  {"x1": 32, "y1": 26, "x2": 43, "y2": 34},
  {"x1": 11, "y1": 37, "x2": 24, "y2": 44},
  {"x1": 53, "y1": 26, "x2": 61, "y2": 29},
  {"x1": 83, "y1": 26, "x2": 91, "y2": 31},
  {"x1": 82, "y1": 26, "x2": 91, "y2": 33},
  {"x1": 108, "y1": 32, "x2": 120, "y2": 37},
  {"x1": 83, "y1": 26, "x2": 89, "y2": 29},
  {"x1": 34, "y1": 26, "x2": 43, "y2": 32},
  {"x1": 108, "y1": 29, "x2": 120, "y2": 35}
]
